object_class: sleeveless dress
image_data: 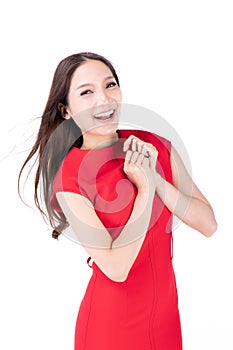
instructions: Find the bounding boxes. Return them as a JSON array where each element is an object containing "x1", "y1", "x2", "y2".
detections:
[{"x1": 50, "y1": 129, "x2": 182, "y2": 350}]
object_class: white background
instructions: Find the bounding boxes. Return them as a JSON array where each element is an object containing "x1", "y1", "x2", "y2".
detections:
[{"x1": 0, "y1": 0, "x2": 232, "y2": 349}]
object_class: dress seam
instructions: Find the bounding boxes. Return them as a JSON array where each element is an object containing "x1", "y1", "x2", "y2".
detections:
[
  {"x1": 148, "y1": 232, "x2": 159, "y2": 350},
  {"x1": 83, "y1": 271, "x2": 97, "y2": 350}
]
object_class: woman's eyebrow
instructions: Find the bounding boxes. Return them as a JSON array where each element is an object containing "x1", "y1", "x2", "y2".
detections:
[
  {"x1": 76, "y1": 83, "x2": 92, "y2": 90},
  {"x1": 76, "y1": 76, "x2": 115, "y2": 90},
  {"x1": 104, "y1": 75, "x2": 115, "y2": 81}
]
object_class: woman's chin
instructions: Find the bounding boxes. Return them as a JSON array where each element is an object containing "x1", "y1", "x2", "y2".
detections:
[
  {"x1": 89, "y1": 114, "x2": 119, "y2": 135},
  {"x1": 88, "y1": 123, "x2": 119, "y2": 136}
]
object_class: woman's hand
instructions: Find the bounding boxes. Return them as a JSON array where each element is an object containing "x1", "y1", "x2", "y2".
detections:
[{"x1": 123, "y1": 135, "x2": 158, "y2": 194}]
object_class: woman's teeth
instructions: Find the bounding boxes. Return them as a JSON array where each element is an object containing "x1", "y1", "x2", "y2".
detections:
[{"x1": 94, "y1": 110, "x2": 114, "y2": 120}]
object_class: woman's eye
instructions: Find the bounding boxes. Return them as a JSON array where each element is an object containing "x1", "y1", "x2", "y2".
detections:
[
  {"x1": 80, "y1": 89, "x2": 93, "y2": 96},
  {"x1": 106, "y1": 82, "x2": 117, "y2": 88}
]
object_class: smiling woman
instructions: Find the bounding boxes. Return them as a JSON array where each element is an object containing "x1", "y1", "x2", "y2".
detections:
[
  {"x1": 64, "y1": 59, "x2": 122, "y2": 149},
  {"x1": 18, "y1": 52, "x2": 217, "y2": 350}
]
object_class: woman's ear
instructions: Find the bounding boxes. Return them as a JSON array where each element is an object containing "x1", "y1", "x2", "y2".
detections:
[{"x1": 58, "y1": 103, "x2": 71, "y2": 119}]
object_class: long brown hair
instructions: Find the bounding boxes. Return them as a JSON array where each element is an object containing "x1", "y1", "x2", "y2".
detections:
[{"x1": 18, "y1": 52, "x2": 120, "y2": 239}]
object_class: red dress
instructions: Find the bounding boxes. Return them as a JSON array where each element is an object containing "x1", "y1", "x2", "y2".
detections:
[{"x1": 51, "y1": 129, "x2": 182, "y2": 350}]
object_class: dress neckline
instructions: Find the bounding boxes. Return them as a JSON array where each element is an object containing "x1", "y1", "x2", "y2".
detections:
[{"x1": 74, "y1": 129, "x2": 123, "y2": 153}]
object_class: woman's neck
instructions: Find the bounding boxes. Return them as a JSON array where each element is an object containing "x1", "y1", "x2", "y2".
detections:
[{"x1": 81, "y1": 131, "x2": 119, "y2": 150}]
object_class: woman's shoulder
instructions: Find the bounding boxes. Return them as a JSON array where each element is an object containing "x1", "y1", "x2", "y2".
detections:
[
  {"x1": 50, "y1": 148, "x2": 83, "y2": 211},
  {"x1": 57, "y1": 147, "x2": 86, "y2": 174}
]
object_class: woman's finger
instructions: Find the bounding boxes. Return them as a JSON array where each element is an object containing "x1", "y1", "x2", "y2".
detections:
[
  {"x1": 123, "y1": 135, "x2": 158, "y2": 164},
  {"x1": 148, "y1": 149, "x2": 158, "y2": 169},
  {"x1": 131, "y1": 138, "x2": 137, "y2": 152},
  {"x1": 136, "y1": 153, "x2": 145, "y2": 166},
  {"x1": 125, "y1": 149, "x2": 133, "y2": 162},
  {"x1": 136, "y1": 141, "x2": 143, "y2": 154},
  {"x1": 142, "y1": 156, "x2": 150, "y2": 168},
  {"x1": 130, "y1": 151, "x2": 139, "y2": 163},
  {"x1": 140, "y1": 143, "x2": 149, "y2": 156},
  {"x1": 123, "y1": 135, "x2": 134, "y2": 152},
  {"x1": 123, "y1": 135, "x2": 146, "y2": 152}
]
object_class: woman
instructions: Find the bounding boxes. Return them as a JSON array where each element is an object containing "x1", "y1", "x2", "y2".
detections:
[{"x1": 19, "y1": 52, "x2": 217, "y2": 349}]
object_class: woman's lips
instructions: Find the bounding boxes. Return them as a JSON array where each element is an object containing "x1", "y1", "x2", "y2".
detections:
[{"x1": 93, "y1": 109, "x2": 115, "y2": 121}]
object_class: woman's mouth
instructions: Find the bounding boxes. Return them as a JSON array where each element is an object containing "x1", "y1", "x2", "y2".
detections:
[{"x1": 93, "y1": 109, "x2": 115, "y2": 121}]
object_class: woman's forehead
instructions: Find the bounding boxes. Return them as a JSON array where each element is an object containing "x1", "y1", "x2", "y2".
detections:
[{"x1": 71, "y1": 59, "x2": 113, "y2": 85}]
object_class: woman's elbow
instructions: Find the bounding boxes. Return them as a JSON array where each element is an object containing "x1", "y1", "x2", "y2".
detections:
[
  {"x1": 111, "y1": 274, "x2": 128, "y2": 283},
  {"x1": 105, "y1": 265, "x2": 129, "y2": 283},
  {"x1": 202, "y1": 217, "x2": 218, "y2": 238}
]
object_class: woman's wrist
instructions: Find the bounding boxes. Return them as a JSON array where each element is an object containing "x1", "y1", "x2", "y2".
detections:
[{"x1": 137, "y1": 186, "x2": 156, "y2": 200}]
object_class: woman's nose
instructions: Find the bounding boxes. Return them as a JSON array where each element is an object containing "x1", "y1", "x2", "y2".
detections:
[{"x1": 96, "y1": 89, "x2": 112, "y2": 104}]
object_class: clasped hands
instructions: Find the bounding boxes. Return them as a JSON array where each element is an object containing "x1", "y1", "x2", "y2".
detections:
[{"x1": 122, "y1": 135, "x2": 158, "y2": 194}]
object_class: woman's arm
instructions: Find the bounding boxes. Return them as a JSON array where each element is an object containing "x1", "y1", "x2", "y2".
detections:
[
  {"x1": 57, "y1": 190, "x2": 154, "y2": 282},
  {"x1": 123, "y1": 135, "x2": 217, "y2": 237},
  {"x1": 56, "y1": 139, "x2": 158, "y2": 283},
  {"x1": 155, "y1": 145, "x2": 217, "y2": 237}
]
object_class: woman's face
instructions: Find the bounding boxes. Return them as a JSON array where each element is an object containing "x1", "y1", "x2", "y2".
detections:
[{"x1": 67, "y1": 59, "x2": 122, "y2": 138}]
